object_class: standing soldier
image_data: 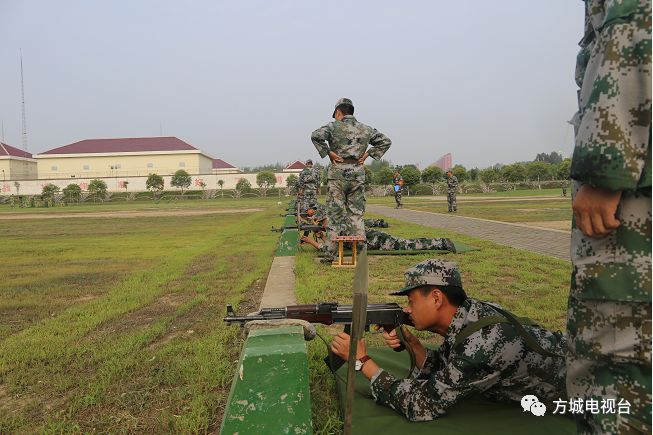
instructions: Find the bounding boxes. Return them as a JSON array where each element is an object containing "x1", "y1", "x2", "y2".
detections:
[
  {"x1": 392, "y1": 170, "x2": 404, "y2": 209},
  {"x1": 566, "y1": 1, "x2": 651, "y2": 434},
  {"x1": 298, "y1": 159, "x2": 320, "y2": 211},
  {"x1": 446, "y1": 171, "x2": 458, "y2": 212},
  {"x1": 311, "y1": 98, "x2": 392, "y2": 264}
]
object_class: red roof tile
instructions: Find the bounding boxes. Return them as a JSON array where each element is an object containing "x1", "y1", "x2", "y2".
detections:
[
  {"x1": 40, "y1": 137, "x2": 198, "y2": 155},
  {"x1": 212, "y1": 159, "x2": 236, "y2": 169},
  {"x1": 0, "y1": 142, "x2": 33, "y2": 159},
  {"x1": 285, "y1": 160, "x2": 307, "y2": 170}
]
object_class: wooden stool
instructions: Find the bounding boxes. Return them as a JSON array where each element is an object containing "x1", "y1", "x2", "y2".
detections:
[{"x1": 332, "y1": 235, "x2": 366, "y2": 267}]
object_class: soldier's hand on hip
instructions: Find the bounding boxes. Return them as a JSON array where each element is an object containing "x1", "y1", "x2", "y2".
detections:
[
  {"x1": 573, "y1": 184, "x2": 622, "y2": 238},
  {"x1": 328, "y1": 151, "x2": 344, "y2": 164},
  {"x1": 358, "y1": 152, "x2": 369, "y2": 165}
]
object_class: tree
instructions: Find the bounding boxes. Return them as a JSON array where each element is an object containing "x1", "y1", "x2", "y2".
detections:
[
  {"x1": 88, "y1": 179, "x2": 108, "y2": 200},
  {"x1": 286, "y1": 174, "x2": 299, "y2": 194},
  {"x1": 500, "y1": 163, "x2": 527, "y2": 182},
  {"x1": 13, "y1": 181, "x2": 20, "y2": 195},
  {"x1": 256, "y1": 171, "x2": 277, "y2": 196},
  {"x1": 146, "y1": 173, "x2": 164, "y2": 199},
  {"x1": 535, "y1": 151, "x2": 563, "y2": 164},
  {"x1": 451, "y1": 165, "x2": 468, "y2": 182},
  {"x1": 421, "y1": 166, "x2": 445, "y2": 194},
  {"x1": 554, "y1": 158, "x2": 571, "y2": 180},
  {"x1": 217, "y1": 179, "x2": 224, "y2": 197},
  {"x1": 367, "y1": 158, "x2": 392, "y2": 173},
  {"x1": 479, "y1": 167, "x2": 501, "y2": 183},
  {"x1": 525, "y1": 161, "x2": 553, "y2": 186},
  {"x1": 63, "y1": 183, "x2": 82, "y2": 202},
  {"x1": 122, "y1": 180, "x2": 129, "y2": 191},
  {"x1": 373, "y1": 166, "x2": 394, "y2": 187},
  {"x1": 469, "y1": 168, "x2": 479, "y2": 181},
  {"x1": 41, "y1": 183, "x2": 60, "y2": 203},
  {"x1": 171, "y1": 169, "x2": 191, "y2": 194},
  {"x1": 399, "y1": 166, "x2": 421, "y2": 193},
  {"x1": 235, "y1": 178, "x2": 252, "y2": 198}
]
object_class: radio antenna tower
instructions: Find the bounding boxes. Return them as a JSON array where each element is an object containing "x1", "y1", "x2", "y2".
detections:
[{"x1": 20, "y1": 49, "x2": 28, "y2": 153}]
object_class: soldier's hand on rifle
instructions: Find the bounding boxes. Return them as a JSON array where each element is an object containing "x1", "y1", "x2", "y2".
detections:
[
  {"x1": 572, "y1": 184, "x2": 622, "y2": 237},
  {"x1": 358, "y1": 152, "x2": 369, "y2": 166},
  {"x1": 328, "y1": 151, "x2": 344, "y2": 164},
  {"x1": 378, "y1": 326, "x2": 427, "y2": 369},
  {"x1": 331, "y1": 332, "x2": 367, "y2": 361}
]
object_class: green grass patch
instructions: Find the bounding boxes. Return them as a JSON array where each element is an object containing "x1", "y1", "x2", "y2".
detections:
[{"x1": 0, "y1": 200, "x2": 282, "y2": 432}]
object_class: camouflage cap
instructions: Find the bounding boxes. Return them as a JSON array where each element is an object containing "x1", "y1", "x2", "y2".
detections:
[
  {"x1": 332, "y1": 97, "x2": 354, "y2": 118},
  {"x1": 306, "y1": 159, "x2": 313, "y2": 165},
  {"x1": 390, "y1": 259, "x2": 463, "y2": 296}
]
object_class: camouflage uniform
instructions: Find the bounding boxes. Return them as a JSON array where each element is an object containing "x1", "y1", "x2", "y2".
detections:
[
  {"x1": 393, "y1": 174, "x2": 404, "y2": 208},
  {"x1": 311, "y1": 98, "x2": 391, "y2": 262},
  {"x1": 365, "y1": 229, "x2": 456, "y2": 252},
  {"x1": 446, "y1": 174, "x2": 458, "y2": 212},
  {"x1": 371, "y1": 260, "x2": 567, "y2": 421},
  {"x1": 364, "y1": 218, "x2": 389, "y2": 228},
  {"x1": 567, "y1": 1, "x2": 651, "y2": 433},
  {"x1": 298, "y1": 165, "x2": 321, "y2": 211}
]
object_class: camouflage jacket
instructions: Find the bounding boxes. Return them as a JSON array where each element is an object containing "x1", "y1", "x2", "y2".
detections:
[
  {"x1": 370, "y1": 298, "x2": 566, "y2": 421},
  {"x1": 311, "y1": 115, "x2": 391, "y2": 181},
  {"x1": 392, "y1": 175, "x2": 403, "y2": 186},
  {"x1": 298, "y1": 167, "x2": 320, "y2": 192},
  {"x1": 569, "y1": 0, "x2": 651, "y2": 193},
  {"x1": 446, "y1": 175, "x2": 458, "y2": 192}
]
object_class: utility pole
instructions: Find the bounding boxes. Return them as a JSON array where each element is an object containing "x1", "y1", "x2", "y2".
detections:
[{"x1": 20, "y1": 49, "x2": 28, "y2": 179}]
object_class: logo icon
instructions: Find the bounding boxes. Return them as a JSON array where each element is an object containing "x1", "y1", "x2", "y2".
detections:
[{"x1": 521, "y1": 394, "x2": 547, "y2": 416}]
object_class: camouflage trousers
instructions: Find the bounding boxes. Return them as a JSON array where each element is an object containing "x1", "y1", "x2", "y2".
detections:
[
  {"x1": 303, "y1": 190, "x2": 318, "y2": 211},
  {"x1": 566, "y1": 298, "x2": 651, "y2": 434},
  {"x1": 323, "y1": 178, "x2": 366, "y2": 260},
  {"x1": 365, "y1": 229, "x2": 454, "y2": 252},
  {"x1": 394, "y1": 188, "x2": 402, "y2": 207},
  {"x1": 567, "y1": 187, "x2": 652, "y2": 434},
  {"x1": 447, "y1": 191, "x2": 457, "y2": 212}
]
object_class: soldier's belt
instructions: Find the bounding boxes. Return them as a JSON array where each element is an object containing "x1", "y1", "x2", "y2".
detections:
[{"x1": 339, "y1": 158, "x2": 360, "y2": 164}]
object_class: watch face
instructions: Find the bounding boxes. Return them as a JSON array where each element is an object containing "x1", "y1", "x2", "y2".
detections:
[{"x1": 355, "y1": 360, "x2": 362, "y2": 371}]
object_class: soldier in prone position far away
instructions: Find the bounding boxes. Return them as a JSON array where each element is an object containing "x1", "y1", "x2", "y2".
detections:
[
  {"x1": 566, "y1": 1, "x2": 651, "y2": 433},
  {"x1": 446, "y1": 171, "x2": 458, "y2": 212},
  {"x1": 331, "y1": 259, "x2": 567, "y2": 421},
  {"x1": 311, "y1": 98, "x2": 392, "y2": 264}
]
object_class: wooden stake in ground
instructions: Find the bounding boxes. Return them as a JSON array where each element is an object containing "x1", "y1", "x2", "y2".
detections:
[{"x1": 344, "y1": 247, "x2": 368, "y2": 434}]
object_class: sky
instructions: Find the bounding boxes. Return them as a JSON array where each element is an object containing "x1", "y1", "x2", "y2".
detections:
[{"x1": 0, "y1": 1, "x2": 584, "y2": 169}]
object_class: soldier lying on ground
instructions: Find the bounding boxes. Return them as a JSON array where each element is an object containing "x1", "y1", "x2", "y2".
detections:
[{"x1": 331, "y1": 259, "x2": 567, "y2": 421}]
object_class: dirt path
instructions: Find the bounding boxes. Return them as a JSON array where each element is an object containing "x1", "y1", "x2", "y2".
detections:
[{"x1": 0, "y1": 208, "x2": 263, "y2": 220}]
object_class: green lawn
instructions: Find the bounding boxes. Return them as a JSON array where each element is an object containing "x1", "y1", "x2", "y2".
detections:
[
  {"x1": 0, "y1": 197, "x2": 572, "y2": 434},
  {"x1": 0, "y1": 199, "x2": 281, "y2": 433}
]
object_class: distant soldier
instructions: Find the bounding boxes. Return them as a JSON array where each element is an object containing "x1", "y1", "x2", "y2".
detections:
[
  {"x1": 446, "y1": 171, "x2": 458, "y2": 212},
  {"x1": 331, "y1": 259, "x2": 566, "y2": 421},
  {"x1": 566, "y1": 1, "x2": 651, "y2": 434},
  {"x1": 561, "y1": 179, "x2": 569, "y2": 197},
  {"x1": 393, "y1": 171, "x2": 404, "y2": 209},
  {"x1": 298, "y1": 159, "x2": 320, "y2": 210},
  {"x1": 311, "y1": 98, "x2": 392, "y2": 264}
]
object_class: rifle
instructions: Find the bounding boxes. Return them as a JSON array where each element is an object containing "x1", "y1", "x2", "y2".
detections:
[{"x1": 224, "y1": 302, "x2": 414, "y2": 372}]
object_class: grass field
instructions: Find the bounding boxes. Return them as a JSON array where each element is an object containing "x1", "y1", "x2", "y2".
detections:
[
  {"x1": 0, "y1": 199, "x2": 279, "y2": 433},
  {"x1": 0, "y1": 196, "x2": 571, "y2": 434}
]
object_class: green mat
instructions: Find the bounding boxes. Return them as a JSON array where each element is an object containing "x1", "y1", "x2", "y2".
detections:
[
  {"x1": 275, "y1": 229, "x2": 299, "y2": 256},
  {"x1": 335, "y1": 347, "x2": 574, "y2": 434}
]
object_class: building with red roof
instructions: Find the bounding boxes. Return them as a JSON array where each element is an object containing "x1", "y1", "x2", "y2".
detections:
[
  {"x1": 0, "y1": 142, "x2": 37, "y2": 180},
  {"x1": 212, "y1": 158, "x2": 240, "y2": 174},
  {"x1": 283, "y1": 160, "x2": 307, "y2": 173},
  {"x1": 35, "y1": 137, "x2": 215, "y2": 179}
]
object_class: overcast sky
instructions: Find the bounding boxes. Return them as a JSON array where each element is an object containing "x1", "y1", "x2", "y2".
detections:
[{"x1": 0, "y1": 1, "x2": 584, "y2": 169}]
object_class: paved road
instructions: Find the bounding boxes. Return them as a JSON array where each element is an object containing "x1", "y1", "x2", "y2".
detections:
[{"x1": 368, "y1": 205, "x2": 570, "y2": 261}]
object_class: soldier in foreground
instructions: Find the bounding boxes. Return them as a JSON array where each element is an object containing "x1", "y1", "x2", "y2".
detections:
[
  {"x1": 392, "y1": 170, "x2": 404, "y2": 209},
  {"x1": 298, "y1": 159, "x2": 321, "y2": 210},
  {"x1": 446, "y1": 171, "x2": 458, "y2": 212},
  {"x1": 331, "y1": 259, "x2": 567, "y2": 421},
  {"x1": 311, "y1": 98, "x2": 392, "y2": 264},
  {"x1": 566, "y1": 1, "x2": 651, "y2": 433}
]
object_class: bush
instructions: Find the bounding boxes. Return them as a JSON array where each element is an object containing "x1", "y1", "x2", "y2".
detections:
[
  {"x1": 171, "y1": 170, "x2": 192, "y2": 194},
  {"x1": 63, "y1": 184, "x2": 82, "y2": 202},
  {"x1": 88, "y1": 179, "x2": 108, "y2": 200}
]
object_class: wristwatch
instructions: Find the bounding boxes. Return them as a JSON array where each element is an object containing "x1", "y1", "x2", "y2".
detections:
[{"x1": 354, "y1": 355, "x2": 372, "y2": 371}]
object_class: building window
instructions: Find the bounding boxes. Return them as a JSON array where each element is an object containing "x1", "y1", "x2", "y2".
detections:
[
  {"x1": 147, "y1": 163, "x2": 154, "y2": 168},
  {"x1": 83, "y1": 165, "x2": 90, "y2": 170},
  {"x1": 51, "y1": 166, "x2": 58, "y2": 171},
  {"x1": 179, "y1": 162, "x2": 185, "y2": 167}
]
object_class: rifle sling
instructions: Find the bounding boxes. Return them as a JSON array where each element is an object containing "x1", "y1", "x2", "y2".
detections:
[{"x1": 453, "y1": 308, "x2": 563, "y2": 359}]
